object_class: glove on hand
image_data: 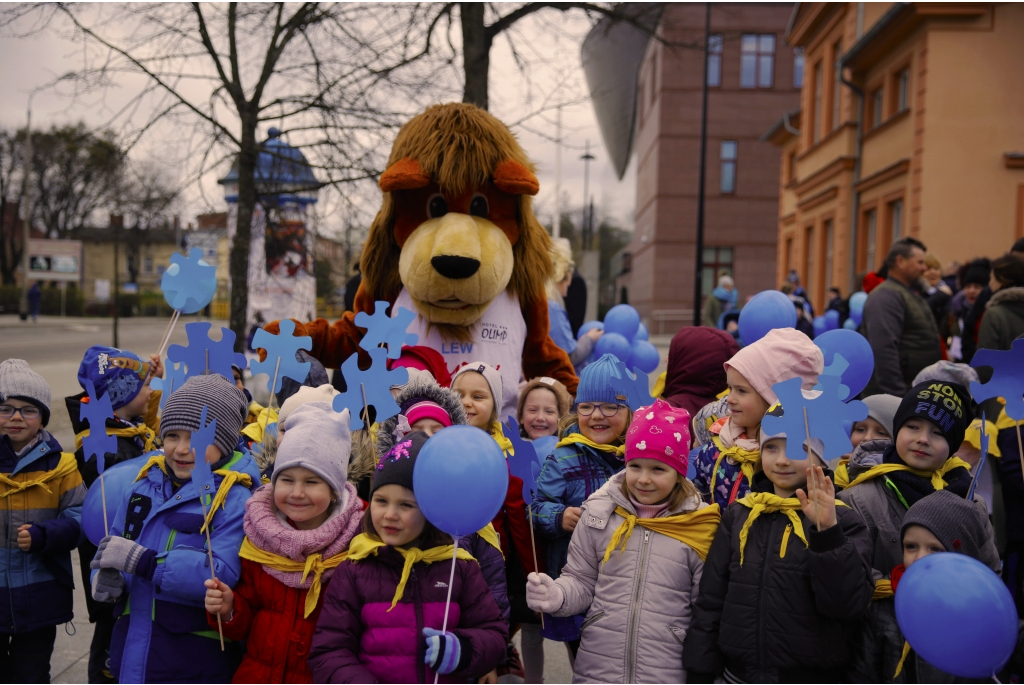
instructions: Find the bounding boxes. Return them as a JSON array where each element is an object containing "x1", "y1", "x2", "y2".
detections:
[
  {"x1": 91, "y1": 568, "x2": 125, "y2": 603},
  {"x1": 91, "y1": 535, "x2": 149, "y2": 574},
  {"x1": 423, "y1": 627, "x2": 463, "y2": 675},
  {"x1": 526, "y1": 572, "x2": 564, "y2": 614}
]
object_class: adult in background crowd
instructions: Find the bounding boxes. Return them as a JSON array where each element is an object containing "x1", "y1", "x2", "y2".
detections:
[
  {"x1": 922, "y1": 253, "x2": 953, "y2": 330},
  {"x1": 948, "y1": 258, "x2": 991, "y2": 360},
  {"x1": 977, "y1": 253, "x2": 1024, "y2": 352},
  {"x1": 962, "y1": 238, "x2": 1024, "y2": 362},
  {"x1": 862, "y1": 237, "x2": 941, "y2": 396},
  {"x1": 702, "y1": 272, "x2": 737, "y2": 328},
  {"x1": 661, "y1": 326, "x2": 739, "y2": 419},
  {"x1": 564, "y1": 270, "x2": 588, "y2": 339},
  {"x1": 547, "y1": 238, "x2": 601, "y2": 367}
]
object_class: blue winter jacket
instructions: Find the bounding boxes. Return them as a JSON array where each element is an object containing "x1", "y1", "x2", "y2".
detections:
[
  {"x1": 530, "y1": 425, "x2": 624, "y2": 578},
  {"x1": 548, "y1": 299, "x2": 578, "y2": 358},
  {"x1": 104, "y1": 450, "x2": 259, "y2": 683},
  {"x1": 1, "y1": 431, "x2": 85, "y2": 633}
]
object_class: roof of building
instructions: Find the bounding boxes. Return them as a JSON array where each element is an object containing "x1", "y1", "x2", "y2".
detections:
[{"x1": 761, "y1": 108, "x2": 802, "y2": 145}]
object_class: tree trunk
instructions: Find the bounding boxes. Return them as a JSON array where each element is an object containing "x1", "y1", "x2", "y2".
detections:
[
  {"x1": 230, "y1": 116, "x2": 259, "y2": 352},
  {"x1": 460, "y1": 3, "x2": 491, "y2": 110}
]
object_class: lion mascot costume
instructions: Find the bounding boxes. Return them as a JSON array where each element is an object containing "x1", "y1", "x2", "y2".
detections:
[{"x1": 267, "y1": 103, "x2": 577, "y2": 413}]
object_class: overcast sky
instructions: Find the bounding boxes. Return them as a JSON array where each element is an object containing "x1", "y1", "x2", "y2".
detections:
[{"x1": 0, "y1": 5, "x2": 638, "y2": 239}]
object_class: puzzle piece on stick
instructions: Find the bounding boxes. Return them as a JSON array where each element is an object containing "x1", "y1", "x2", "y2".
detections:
[
  {"x1": 814, "y1": 352, "x2": 851, "y2": 401},
  {"x1": 166, "y1": 322, "x2": 247, "y2": 382},
  {"x1": 762, "y1": 376, "x2": 868, "y2": 462},
  {"x1": 332, "y1": 347, "x2": 409, "y2": 430},
  {"x1": 607, "y1": 359, "x2": 654, "y2": 411},
  {"x1": 81, "y1": 379, "x2": 117, "y2": 475},
  {"x1": 150, "y1": 361, "x2": 188, "y2": 412},
  {"x1": 355, "y1": 301, "x2": 418, "y2": 358},
  {"x1": 971, "y1": 339, "x2": 1024, "y2": 420},
  {"x1": 190, "y1": 407, "x2": 217, "y2": 510},
  {"x1": 249, "y1": 320, "x2": 312, "y2": 393},
  {"x1": 161, "y1": 248, "x2": 217, "y2": 314}
]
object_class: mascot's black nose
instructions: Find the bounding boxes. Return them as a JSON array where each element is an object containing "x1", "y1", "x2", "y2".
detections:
[{"x1": 431, "y1": 255, "x2": 480, "y2": 280}]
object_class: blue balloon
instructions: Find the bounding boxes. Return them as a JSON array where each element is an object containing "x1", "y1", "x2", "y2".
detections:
[
  {"x1": 633, "y1": 322, "x2": 649, "y2": 342},
  {"x1": 896, "y1": 553, "x2": 1017, "y2": 678},
  {"x1": 814, "y1": 329, "x2": 874, "y2": 398},
  {"x1": 813, "y1": 316, "x2": 828, "y2": 338},
  {"x1": 413, "y1": 426, "x2": 508, "y2": 536},
  {"x1": 603, "y1": 304, "x2": 640, "y2": 340},
  {"x1": 849, "y1": 291, "x2": 868, "y2": 317},
  {"x1": 843, "y1": 318, "x2": 858, "y2": 330},
  {"x1": 738, "y1": 290, "x2": 797, "y2": 345},
  {"x1": 594, "y1": 332, "x2": 631, "y2": 362},
  {"x1": 576, "y1": 320, "x2": 604, "y2": 341},
  {"x1": 824, "y1": 309, "x2": 840, "y2": 330},
  {"x1": 81, "y1": 454, "x2": 152, "y2": 545},
  {"x1": 626, "y1": 339, "x2": 660, "y2": 374}
]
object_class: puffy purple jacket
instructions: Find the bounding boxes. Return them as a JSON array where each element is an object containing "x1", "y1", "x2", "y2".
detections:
[{"x1": 309, "y1": 545, "x2": 508, "y2": 684}]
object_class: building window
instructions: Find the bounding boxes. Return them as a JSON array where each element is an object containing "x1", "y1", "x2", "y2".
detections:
[
  {"x1": 701, "y1": 247, "x2": 734, "y2": 299},
  {"x1": 890, "y1": 199, "x2": 904, "y2": 242},
  {"x1": 720, "y1": 141, "x2": 737, "y2": 193},
  {"x1": 812, "y1": 61, "x2": 823, "y2": 143},
  {"x1": 832, "y1": 40, "x2": 843, "y2": 130},
  {"x1": 897, "y1": 68, "x2": 910, "y2": 112},
  {"x1": 871, "y1": 88, "x2": 883, "y2": 127},
  {"x1": 824, "y1": 219, "x2": 835, "y2": 292},
  {"x1": 707, "y1": 34, "x2": 723, "y2": 87},
  {"x1": 793, "y1": 48, "x2": 804, "y2": 88},
  {"x1": 143, "y1": 256, "x2": 153, "y2": 274},
  {"x1": 804, "y1": 225, "x2": 815, "y2": 298},
  {"x1": 866, "y1": 209, "x2": 878, "y2": 271},
  {"x1": 741, "y1": 34, "x2": 775, "y2": 88}
]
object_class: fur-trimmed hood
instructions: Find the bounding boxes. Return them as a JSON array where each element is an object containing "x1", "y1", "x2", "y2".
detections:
[
  {"x1": 374, "y1": 377, "x2": 467, "y2": 458},
  {"x1": 987, "y1": 286, "x2": 1024, "y2": 309}
]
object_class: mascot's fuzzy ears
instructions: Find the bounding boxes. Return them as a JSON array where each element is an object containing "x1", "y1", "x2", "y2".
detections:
[{"x1": 379, "y1": 157, "x2": 539, "y2": 196}]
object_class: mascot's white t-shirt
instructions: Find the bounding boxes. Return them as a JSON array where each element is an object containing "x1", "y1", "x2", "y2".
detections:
[{"x1": 393, "y1": 288, "x2": 526, "y2": 419}]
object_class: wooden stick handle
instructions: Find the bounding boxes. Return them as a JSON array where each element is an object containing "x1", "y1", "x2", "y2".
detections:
[
  {"x1": 100, "y1": 473, "x2": 109, "y2": 535},
  {"x1": 360, "y1": 383, "x2": 370, "y2": 427},
  {"x1": 802, "y1": 406, "x2": 819, "y2": 531},
  {"x1": 1016, "y1": 424, "x2": 1024, "y2": 488},
  {"x1": 196, "y1": 484, "x2": 225, "y2": 651},
  {"x1": 155, "y1": 309, "x2": 181, "y2": 359},
  {"x1": 528, "y1": 505, "x2": 545, "y2": 629}
]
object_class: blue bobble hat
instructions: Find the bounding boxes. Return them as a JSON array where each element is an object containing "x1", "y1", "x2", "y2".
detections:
[
  {"x1": 575, "y1": 354, "x2": 629, "y2": 406},
  {"x1": 78, "y1": 345, "x2": 151, "y2": 410}
]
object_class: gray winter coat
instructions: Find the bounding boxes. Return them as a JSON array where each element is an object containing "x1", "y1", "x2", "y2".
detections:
[{"x1": 550, "y1": 471, "x2": 710, "y2": 684}]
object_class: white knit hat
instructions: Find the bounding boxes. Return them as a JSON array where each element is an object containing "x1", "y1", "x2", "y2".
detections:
[
  {"x1": 279, "y1": 384, "x2": 340, "y2": 430},
  {"x1": 0, "y1": 359, "x2": 52, "y2": 426}
]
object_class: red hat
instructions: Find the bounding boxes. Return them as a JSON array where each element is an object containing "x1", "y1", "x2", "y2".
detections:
[
  {"x1": 387, "y1": 345, "x2": 452, "y2": 387},
  {"x1": 626, "y1": 399, "x2": 692, "y2": 476}
]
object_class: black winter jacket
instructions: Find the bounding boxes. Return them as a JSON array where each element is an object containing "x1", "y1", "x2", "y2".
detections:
[{"x1": 683, "y1": 472, "x2": 875, "y2": 682}]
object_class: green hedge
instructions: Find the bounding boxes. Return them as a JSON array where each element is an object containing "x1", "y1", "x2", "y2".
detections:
[{"x1": 0, "y1": 286, "x2": 175, "y2": 318}]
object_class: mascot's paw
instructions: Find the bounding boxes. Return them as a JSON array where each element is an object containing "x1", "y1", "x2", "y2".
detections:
[{"x1": 259, "y1": 319, "x2": 307, "y2": 361}]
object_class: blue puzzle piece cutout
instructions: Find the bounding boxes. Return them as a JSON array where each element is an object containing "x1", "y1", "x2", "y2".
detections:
[
  {"x1": 607, "y1": 359, "x2": 654, "y2": 411},
  {"x1": 355, "y1": 301, "x2": 418, "y2": 359},
  {"x1": 150, "y1": 360, "x2": 188, "y2": 413},
  {"x1": 970, "y1": 412, "x2": 989, "y2": 500},
  {"x1": 504, "y1": 417, "x2": 544, "y2": 497},
  {"x1": 190, "y1": 406, "x2": 217, "y2": 500},
  {"x1": 814, "y1": 352, "x2": 852, "y2": 400},
  {"x1": 166, "y1": 322, "x2": 248, "y2": 383},
  {"x1": 971, "y1": 339, "x2": 1024, "y2": 420},
  {"x1": 762, "y1": 375, "x2": 868, "y2": 462},
  {"x1": 249, "y1": 320, "x2": 312, "y2": 393},
  {"x1": 161, "y1": 248, "x2": 217, "y2": 314},
  {"x1": 81, "y1": 379, "x2": 117, "y2": 474},
  {"x1": 332, "y1": 347, "x2": 408, "y2": 430}
]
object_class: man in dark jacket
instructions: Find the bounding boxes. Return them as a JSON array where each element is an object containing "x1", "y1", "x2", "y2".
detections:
[
  {"x1": 862, "y1": 238, "x2": 941, "y2": 396},
  {"x1": 961, "y1": 239, "x2": 1024, "y2": 362}
]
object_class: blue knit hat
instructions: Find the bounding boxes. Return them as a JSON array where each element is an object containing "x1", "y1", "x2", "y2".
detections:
[
  {"x1": 78, "y1": 346, "x2": 151, "y2": 410},
  {"x1": 575, "y1": 354, "x2": 629, "y2": 406}
]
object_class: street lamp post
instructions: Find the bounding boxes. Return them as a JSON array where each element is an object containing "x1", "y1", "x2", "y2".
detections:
[{"x1": 580, "y1": 140, "x2": 595, "y2": 250}]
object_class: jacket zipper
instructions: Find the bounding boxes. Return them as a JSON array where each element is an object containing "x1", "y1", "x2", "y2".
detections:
[
  {"x1": 625, "y1": 529, "x2": 652, "y2": 683},
  {"x1": 756, "y1": 515, "x2": 779, "y2": 675},
  {"x1": 412, "y1": 567, "x2": 426, "y2": 684}
]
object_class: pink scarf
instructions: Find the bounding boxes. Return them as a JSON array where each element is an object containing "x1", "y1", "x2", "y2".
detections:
[
  {"x1": 243, "y1": 482, "x2": 363, "y2": 590},
  {"x1": 713, "y1": 416, "x2": 760, "y2": 453}
]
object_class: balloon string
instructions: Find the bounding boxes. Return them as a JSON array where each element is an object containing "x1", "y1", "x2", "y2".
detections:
[{"x1": 434, "y1": 536, "x2": 459, "y2": 685}]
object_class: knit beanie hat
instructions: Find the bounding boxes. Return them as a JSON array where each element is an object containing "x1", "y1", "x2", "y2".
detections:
[
  {"x1": 273, "y1": 402, "x2": 351, "y2": 497},
  {"x1": 724, "y1": 328, "x2": 824, "y2": 406},
  {"x1": 962, "y1": 258, "x2": 991, "y2": 288},
  {"x1": 518, "y1": 377, "x2": 572, "y2": 420},
  {"x1": 160, "y1": 374, "x2": 248, "y2": 457},
  {"x1": 0, "y1": 359, "x2": 51, "y2": 426},
  {"x1": 452, "y1": 361, "x2": 503, "y2": 411},
  {"x1": 912, "y1": 361, "x2": 979, "y2": 389},
  {"x1": 279, "y1": 384, "x2": 340, "y2": 430},
  {"x1": 371, "y1": 430, "x2": 429, "y2": 497},
  {"x1": 901, "y1": 490, "x2": 991, "y2": 564},
  {"x1": 77, "y1": 346, "x2": 151, "y2": 411},
  {"x1": 626, "y1": 399, "x2": 691, "y2": 475},
  {"x1": 404, "y1": 400, "x2": 452, "y2": 429},
  {"x1": 575, "y1": 354, "x2": 629, "y2": 406},
  {"x1": 759, "y1": 422, "x2": 826, "y2": 464},
  {"x1": 275, "y1": 350, "x2": 330, "y2": 407},
  {"x1": 388, "y1": 345, "x2": 453, "y2": 387},
  {"x1": 862, "y1": 394, "x2": 902, "y2": 438},
  {"x1": 893, "y1": 381, "x2": 973, "y2": 455}
]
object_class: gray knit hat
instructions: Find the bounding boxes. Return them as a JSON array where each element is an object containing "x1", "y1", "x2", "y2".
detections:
[
  {"x1": 160, "y1": 374, "x2": 248, "y2": 457},
  {"x1": 902, "y1": 490, "x2": 993, "y2": 567},
  {"x1": 0, "y1": 359, "x2": 52, "y2": 426},
  {"x1": 862, "y1": 394, "x2": 902, "y2": 438},
  {"x1": 273, "y1": 402, "x2": 351, "y2": 497},
  {"x1": 912, "y1": 361, "x2": 980, "y2": 388}
]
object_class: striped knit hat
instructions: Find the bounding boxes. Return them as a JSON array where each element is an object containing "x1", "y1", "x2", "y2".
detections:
[{"x1": 160, "y1": 374, "x2": 248, "y2": 456}]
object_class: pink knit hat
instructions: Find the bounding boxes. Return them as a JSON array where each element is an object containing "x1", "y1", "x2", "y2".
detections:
[
  {"x1": 404, "y1": 400, "x2": 452, "y2": 429},
  {"x1": 724, "y1": 328, "x2": 823, "y2": 406},
  {"x1": 625, "y1": 399, "x2": 692, "y2": 476}
]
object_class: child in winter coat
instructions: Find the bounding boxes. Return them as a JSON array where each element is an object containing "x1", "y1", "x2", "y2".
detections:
[
  {"x1": 526, "y1": 399, "x2": 720, "y2": 683},
  {"x1": 517, "y1": 376, "x2": 571, "y2": 441},
  {"x1": 90, "y1": 374, "x2": 260, "y2": 684},
  {"x1": 692, "y1": 328, "x2": 824, "y2": 508},
  {"x1": 684, "y1": 420, "x2": 875, "y2": 682},
  {"x1": 837, "y1": 381, "x2": 1000, "y2": 583},
  {"x1": 204, "y1": 403, "x2": 364, "y2": 683},
  {"x1": 0, "y1": 359, "x2": 86, "y2": 683},
  {"x1": 68, "y1": 345, "x2": 163, "y2": 683},
  {"x1": 308, "y1": 431, "x2": 508, "y2": 683},
  {"x1": 851, "y1": 489, "x2": 1002, "y2": 683},
  {"x1": 834, "y1": 393, "x2": 901, "y2": 490}
]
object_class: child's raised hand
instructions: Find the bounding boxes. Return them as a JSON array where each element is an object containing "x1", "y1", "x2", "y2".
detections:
[
  {"x1": 204, "y1": 577, "x2": 234, "y2": 619},
  {"x1": 148, "y1": 354, "x2": 164, "y2": 380},
  {"x1": 526, "y1": 572, "x2": 565, "y2": 614},
  {"x1": 795, "y1": 464, "x2": 837, "y2": 531},
  {"x1": 16, "y1": 524, "x2": 34, "y2": 551},
  {"x1": 562, "y1": 506, "x2": 582, "y2": 532}
]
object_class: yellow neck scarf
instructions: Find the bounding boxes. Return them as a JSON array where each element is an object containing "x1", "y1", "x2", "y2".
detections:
[
  {"x1": 965, "y1": 418, "x2": 1002, "y2": 456},
  {"x1": 75, "y1": 423, "x2": 157, "y2": 455},
  {"x1": 476, "y1": 523, "x2": 503, "y2": 557},
  {"x1": 602, "y1": 504, "x2": 721, "y2": 565},
  {"x1": 238, "y1": 537, "x2": 346, "y2": 618},
  {"x1": 833, "y1": 458, "x2": 852, "y2": 490},
  {"x1": 133, "y1": 454, "x2": 252, "y2": 533},
  {"x1": 709, "y1": 436, "x2": 760, "y2": 498},
  {"x1": 346, "y1": 533, "x2": 476, "y2": 611},
  {"x1": 872, "y1": 578, "x2": 894, "y2": 600},
  {"x1": 894, "y1": 641, "x2": 912, "y2": 678},
  {"x1": 842, "y1": 456, "x2": 972, "y2": 492},
  {"x1": 0, "y1": 452, "x2": 78, "y2": 500},
  {"x1": 735, "y1": 492, "x2": 847, "y2": 566},
  {"x1": 491, "y1": 422, "x2": 514, "y2": 457},
  {"x1": 556, "y1": 433, "x2": 626, "y2": 457}
]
